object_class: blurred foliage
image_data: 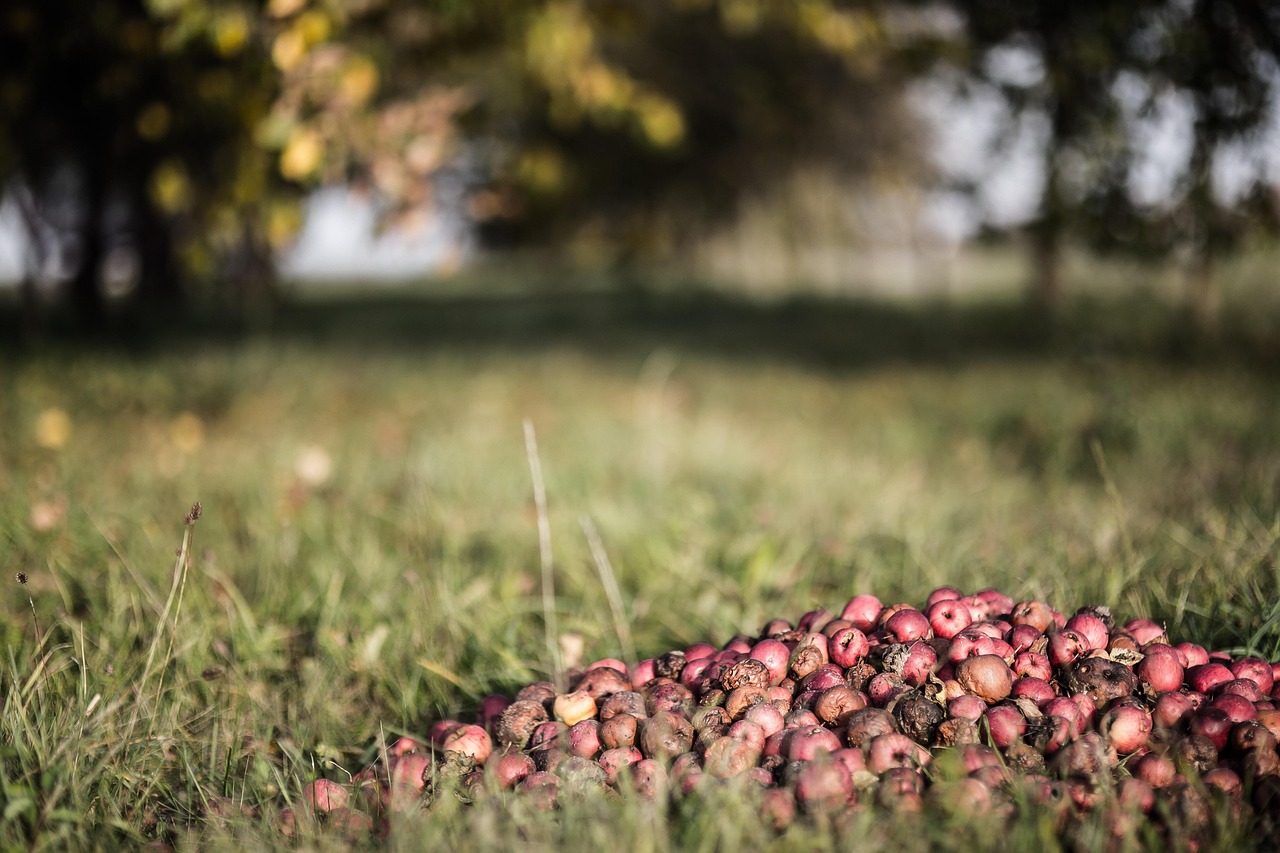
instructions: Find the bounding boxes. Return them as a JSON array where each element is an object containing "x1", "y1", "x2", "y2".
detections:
[
  {"x1": 945, "y1": 0, "x2": 1280, "y2": 315},
  {"x1": 0, "y1": 0, "x2": 920, "y2": 325},
  {"x1": 1, "y1": 0, "x2": 1278, "y2": 327}
]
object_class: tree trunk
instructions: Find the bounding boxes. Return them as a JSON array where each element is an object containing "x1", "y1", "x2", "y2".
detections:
[
  {"x1": 133, "y1": 192, "x2": 182, "y2": 311},
  {"x1": 70, "y1": 160, "x2": 107, "y2": 331},
  {"x1": 1029, "y1": 222, "x2": 1062, "y2": 313},
  {"x1": 1029, "y1": 137, "x2": 1064, "y2": 313},
  {"x1": 12, "y1": 182, "x2": 45, "y2": 331},
  {"x1": 1186, "y1": 238, "x2": 1219, "y2": 333},
  {"x1": 1184, "y1": 133, "x2": 1220, "y2": 335}
]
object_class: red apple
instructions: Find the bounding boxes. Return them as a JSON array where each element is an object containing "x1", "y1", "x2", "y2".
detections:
[
  {"x1": 785, "y1": 725, "x2": 842, "y2": 761},
  {"x1": 884, "y1": 608, "x2": 932, "y2": 643},
  {"x1": 1007, "y1": 624, "x2": 1043, "y2": 654},
  {"x1": 975, "y1": 589, "x2": 1014, "y2": 618},
  {"x1": 1010, "y1": 676, "x2": 1056, "y2": 708},
  {"x1": 1210, "y1": 692, "x2": 1257, "y2": 723},
  {"x1": 948, "y1": 694, "x2": 987, "y2": 722},
  {"x1": 567, "y1": 719, "x2": 601, "y2": 758},
  {"x1": 1189, "y1": 706, "x2": 1233, "y2": 750},
  {"x1": 927, "y1": 586, "x2": 964, "y2": 607},
  {"x1": 828, "y1": 627, "x2": 870, "y2": 669},
  {"x1": 1123, "y1": 618, "x2": 1167, "y2": 645},
  {"x1": 983, "y1": 704, "x2": 1026, "y2": 749},
  {"x1": 597, "y1": 747, "x2": 642, "y2": 785},
  {"x1": 840, "y1": 594, "x2": 883, "y2": 631},
  {"x1": 799, "y1": 664, "x2": 845, "y2": 693},
  {"x1": 1010, "y1": 600, "x2": 1055, "y2": 632},
  {"x1": 1048, "y1": 630, "x2": 1088, "y2": 666},
  {"x1": 867, "y1": 733, "x2": 926, "y2": 773},
  {"x1": 443, "y1": 724, "x2": 493, "y2": 763},
  {"x1": 1230, "y1": 657, "x2": 1274, "y2": 694},
  {"x1": 1177, "y1": 643, "x2": 1210, "y2": 668},
  {"x1": 488, "y1": 751, "x2": 536, "y2": 789},
  {"x1": 1065, "y1": 612, "x2": 1109, "y2": 651},
  {"x1": 1186, "y1": 662, "x2": 1234, "y2": 695},
  {"x1": 684, "y1": 643, "x2": 716, "y2": 662},
  {"x1": 795, "y1": 759, "x2": 853, "y2": 809},
  {"x1": 1012, "y1": 652, "x2": 1052, "y2": 682},
  {"x1": 1100, "y1": 702, "x2": 1152, "y2": 754},
  {"x1": 866, "y1": 672, "x2": 910, "y2": 707},
  {"x1": 926, "y1": 599, "x2": 973, "y2": 639},
  {"x1": 749, "y1": 639, "x2": 792, "y2": 686},
  {"x1": 1132, "y1": 752, "x2": 1176, "y2": 788},
  {"x1": 1136, "y1": 651, "x2": 1184, "y2": 693},
  {"x1": 797, "y1": 608, "x2": 832, "y2": 633},
  {"x1": 632, "y1": 659, "x2": 657, "y2": 689},
  {"x1": 900, "y1": 642, "x2": 938, "y2": 687}
]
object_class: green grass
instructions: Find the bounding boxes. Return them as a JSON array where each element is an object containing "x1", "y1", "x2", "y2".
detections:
[{"x1": 1, "y1": 292, "x2": 1280, "y2": 849}]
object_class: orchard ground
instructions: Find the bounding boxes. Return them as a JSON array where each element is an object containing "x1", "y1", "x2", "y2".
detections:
[{"x1": 2, "y1": 280, "x2": 1280, "y2": 849}]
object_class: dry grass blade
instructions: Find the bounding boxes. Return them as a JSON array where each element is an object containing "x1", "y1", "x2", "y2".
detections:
[
  {"x1": 523, "y1": 419, "x2": 563, "y2": 690},
  {"x1": 580, "y1": 515, "x2": 636, "y2": 667}
]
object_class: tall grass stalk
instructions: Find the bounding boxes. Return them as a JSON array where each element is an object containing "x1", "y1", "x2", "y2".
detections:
[{"x1": 524, "y1": 419, "x2": 563, "y2": 690}]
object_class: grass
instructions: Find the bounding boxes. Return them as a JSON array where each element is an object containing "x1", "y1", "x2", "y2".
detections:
[{"x1": 1, "y1": 287, "x2": 1280, "y2": 849}]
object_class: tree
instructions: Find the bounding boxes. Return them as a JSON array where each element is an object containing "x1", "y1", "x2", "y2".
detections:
[
  {"x1": 275, "y1": 0, "x2": 922, "y2": 264},
  {"x1": 0, "y1": 0, "x2": 287, "y2": 328},
  {"x1": 1141, "y1": 0, "x2": 1280, "y2": 328},
  {"x1": 945, "y1": 0, "x2": 1280, "y2": 322},
  {"x1": 945, "y1": 1, "x2": 1154, "y2": 311},
  {"x1": 2, "y1": 0, "x2": 922, "y2": 323}
]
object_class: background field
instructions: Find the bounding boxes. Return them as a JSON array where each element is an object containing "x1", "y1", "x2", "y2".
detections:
[{"x1": 2, "y1": 289, "x2": 1280, "y2": 849}]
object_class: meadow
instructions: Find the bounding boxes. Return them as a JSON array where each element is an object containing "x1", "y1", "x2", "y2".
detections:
[{"x1": 2, "y1": 287, "x2": 1280, "y2": 849}]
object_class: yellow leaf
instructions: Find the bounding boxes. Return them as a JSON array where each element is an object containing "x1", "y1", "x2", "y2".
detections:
[
  {"x1": 279, "y1": 129, "x2": 323, "y2": 180},
  {"x1": 267, "y1": 0, "x2": 306, "y2": 18},
  {"x1": 518, "y1": 148, "x2": 566, "y2": 194},
  {"x1": 34, "y1": 407, "x2": 71, "y2": 449},
  {"x1": 296, "y1": 10, "x2": 330, "y2": 46},
  {"x1": 212, "y1": 10, "x2": 249, "y2": 57},
  {"x1": 150, "y1": 161, "x2": 192, "y2": 213},
  {"x1": 266, "y1": 203, "x2": 302, "y2": 248},
  {"x1": 338, "y1": 56, "x2": 379, "y2": 107},
  {"x1": 271, "y1": 28, "x2": 306, "y2": 71},
  {"x1": 636, "y1": 95, "x2": 685, "y2": 149}
]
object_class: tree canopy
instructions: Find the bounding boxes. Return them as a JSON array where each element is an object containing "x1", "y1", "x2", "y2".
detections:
[
  {"x1": 945, "y1": 0, "x2": 1280, "y2": 317},
  {"x1": 1, "y1": 0, "x2": 1277, "y2": 326}
]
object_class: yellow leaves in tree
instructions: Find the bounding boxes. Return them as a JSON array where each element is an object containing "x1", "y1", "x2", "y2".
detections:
[
  {"x1": 280, "y1": 128, "x2": 323, "y2": 180},
  {"x1": 272, "y1": 28, "x2": 306, "y2": 70},
  {"x1": 273, "y1": 10, "x2": 330, "y2": 70},
  {"x1": 34, "y1": 408, "x2": 71, "y2": 450},
  {"x1": 266, "y1": 202, "x2": 302, "y2": 248},
  {"x1": 150, "y1": 161, "x2": 192, "y2": 213},
  {"x1": 296, "y1": 10, "x2": 331, "y2": 46},
  {"x1": 338, "y1": 55, "x2": 379, "y2": 107},
  {"x1": 527, "y1": 2, "x2": 685, "y2": 149},
  {"x1": 526, "y1": 3, "x2": 596, "y2": 78},
  {"x1": 518, "y1": 148, "x2": 566, "y2": 195},
  {"x1": 267, "y1": 0, "x2": 307, "y2": 19},
  {"x1": 797, "y1": 1, "x2": 872, "y2": 57},
  {"x1": 211, "y1": 9, "x2": 249, "y2": 57},
  {"x1": 636, "y1": 95, "x2": 685, "y2": 149}
]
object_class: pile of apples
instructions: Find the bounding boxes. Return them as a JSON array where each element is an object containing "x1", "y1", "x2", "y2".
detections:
[{"x1": 285, "y1": 588, "x2": 1280, "y2": 843}]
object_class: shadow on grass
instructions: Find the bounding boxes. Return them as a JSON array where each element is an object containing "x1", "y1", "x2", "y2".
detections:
[{"x1": 5, "y1": 285, "x2": 1280, "y2": 372}]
